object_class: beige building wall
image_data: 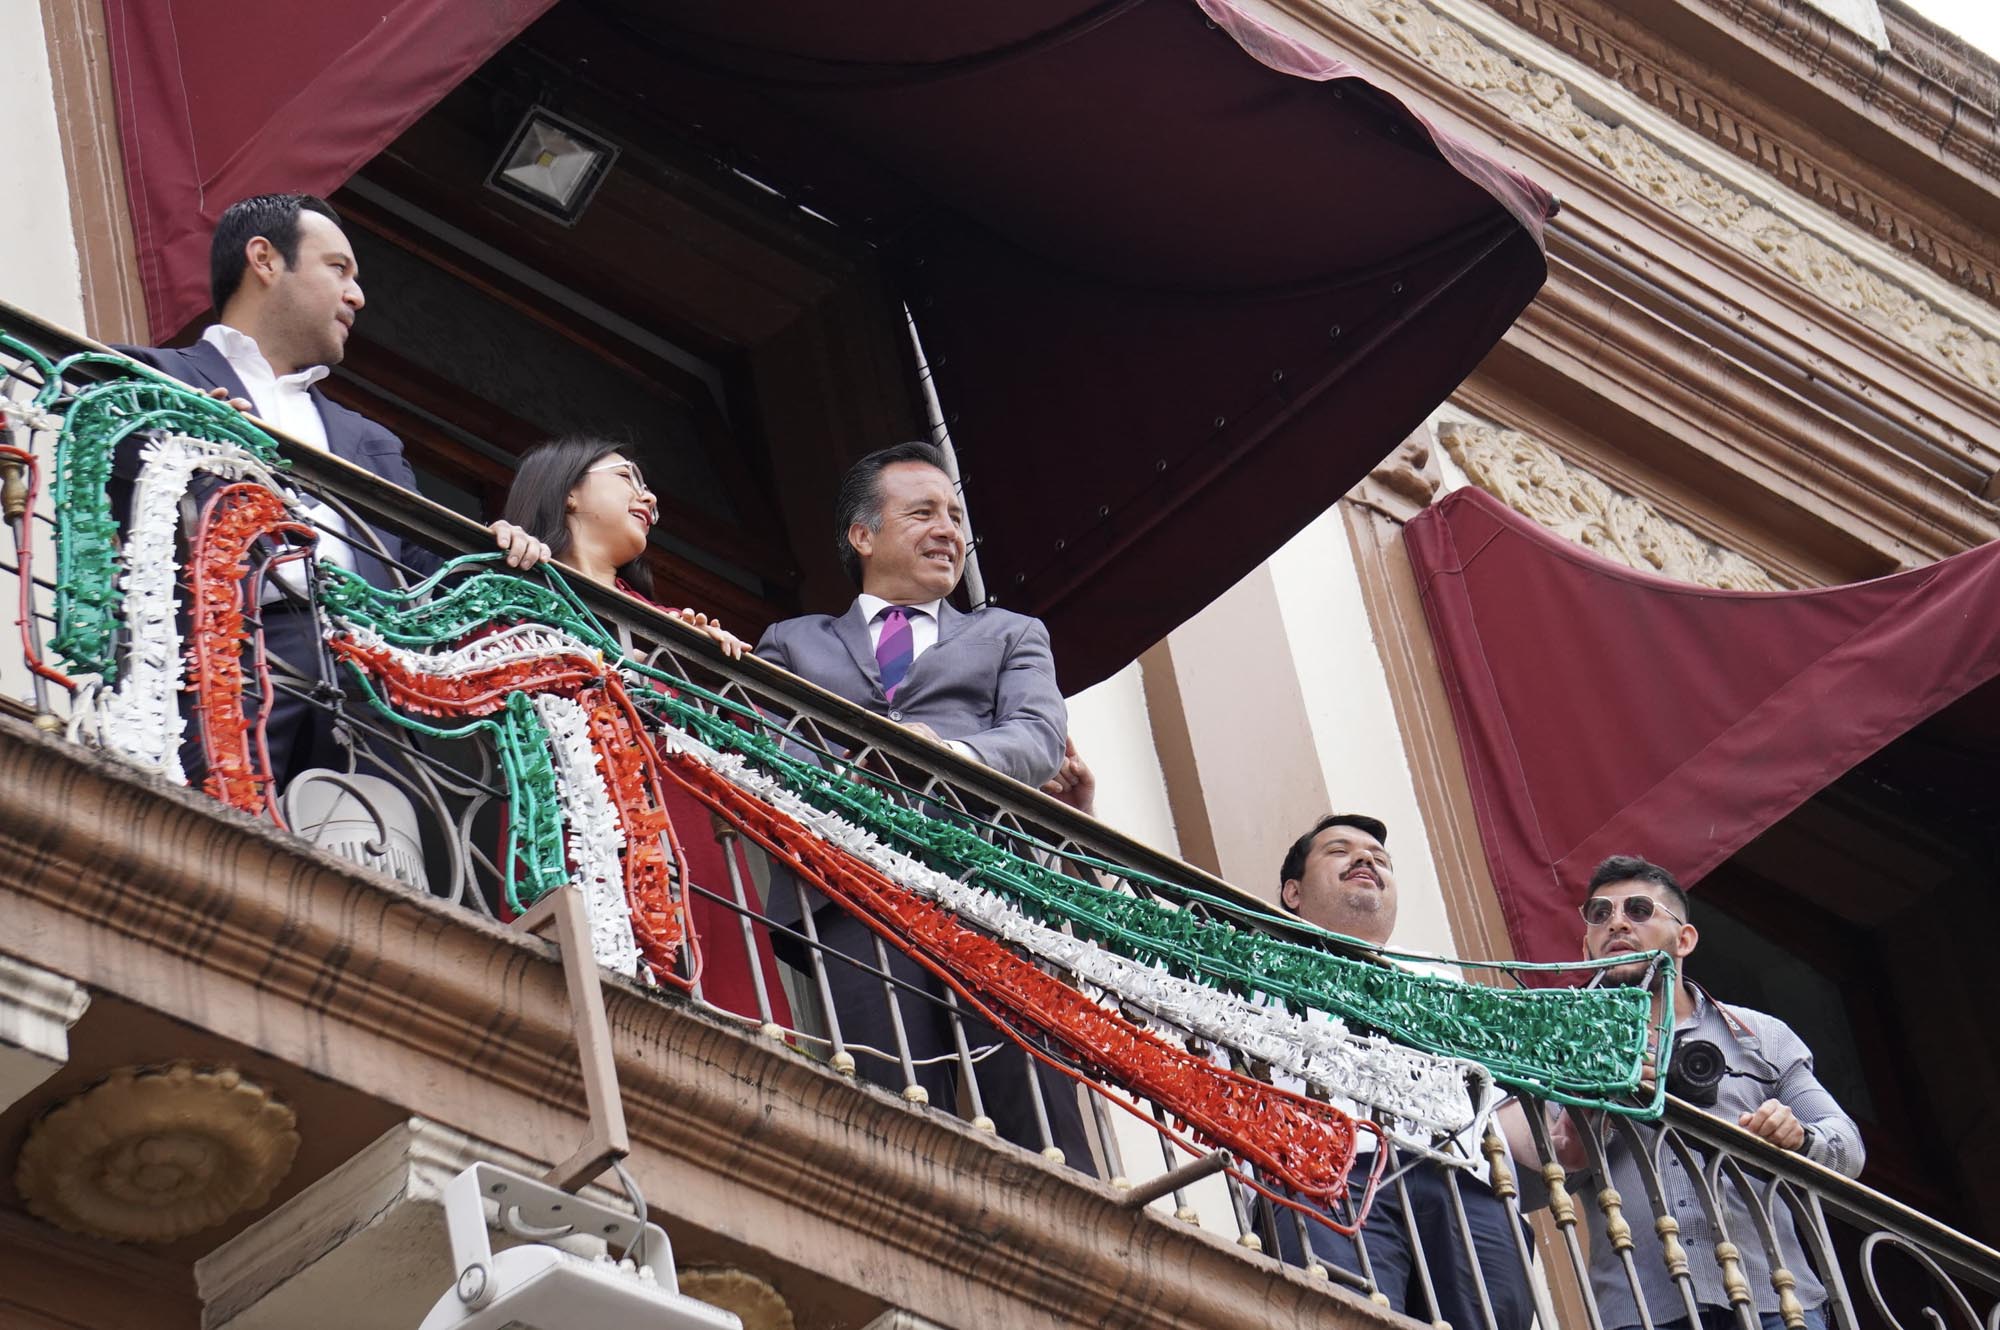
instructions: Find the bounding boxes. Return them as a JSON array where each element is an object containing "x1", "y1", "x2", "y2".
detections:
[{"x1": 1, "y1": 6, "x2": 84, "y2": 330}]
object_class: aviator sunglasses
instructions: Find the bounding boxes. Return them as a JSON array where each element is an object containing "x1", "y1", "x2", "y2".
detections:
[{"x1": 1580, "y1": 895, "x2": 1687, "y2": 928}]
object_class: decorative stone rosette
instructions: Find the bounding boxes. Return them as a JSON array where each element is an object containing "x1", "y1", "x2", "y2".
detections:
[
  {"x1": 15, "y1": 1061, "x2": 301, "y2": 1243},
  {"x1": 677, "y1": 1268, "x2": 795, "y2": 1330}
]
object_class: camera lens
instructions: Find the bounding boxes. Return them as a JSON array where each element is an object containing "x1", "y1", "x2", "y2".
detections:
[{"x1": 1667, "y1": 1039, "x2": 1726, "y2": 1107}]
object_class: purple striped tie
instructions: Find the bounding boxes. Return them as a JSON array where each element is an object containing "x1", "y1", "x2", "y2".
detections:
[{"x1": 876, "y1": 606, "x2": 914, "y2": 700}]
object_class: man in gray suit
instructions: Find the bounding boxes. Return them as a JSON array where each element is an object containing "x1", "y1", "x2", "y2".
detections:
[{"x1": 756, "y1": 442, "x2": 1093, "y2": 1167}]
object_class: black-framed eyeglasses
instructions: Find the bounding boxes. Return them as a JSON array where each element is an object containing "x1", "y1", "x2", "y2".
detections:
[{"x1": 1581, "y1": 895, "x2": 1686, "y2": 928}]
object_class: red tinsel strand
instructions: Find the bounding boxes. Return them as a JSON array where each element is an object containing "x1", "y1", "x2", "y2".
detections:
[
  {"x1": 577, "y1": 681, "x2": 697, "y2": 990},
  {"x1": 327, "y1": 635, "x2": 604, "y2": 718},
  {"x1": 188, "y1": 483, "x2": 317, "y2": 819},
  {"x1": 0, "y1": 446, "x2": 74, "y2": 691},
  {"x1": 325, "y1": 639, "x2": 695, "y2": 990},
  {"x1": 660, "y1": 750, "x2": 1375, "y2": 1206}
]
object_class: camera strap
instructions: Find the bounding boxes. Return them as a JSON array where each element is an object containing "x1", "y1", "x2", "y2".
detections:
[{"x1": 1690, "y1": 981, "x2": 1758, "y2": 1042}]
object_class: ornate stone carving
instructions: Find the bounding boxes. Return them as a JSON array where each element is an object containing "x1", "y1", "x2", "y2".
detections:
[
  {"x1": 1348, "y1": 425, "x2": 1443, "y2": 521},
  {"x1": 1439, "y1": 421, "x2": 1781, "y2": 588},
  {"x1": 679, "y1": 1268, "x2": 796, "y2": 1330},
  {"x1": 15, "y1": 1061, "x2": 300, "y2": 1243},
  {"x1": 1477, "y1": 0, "x2": 1996, "y2": 303},
  {"x1": 1287, "y1": 0, "x2": 2000, "y2": 397}
]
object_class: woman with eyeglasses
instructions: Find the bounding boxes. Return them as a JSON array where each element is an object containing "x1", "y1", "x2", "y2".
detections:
[
  {"x1": 499, "y1": 437, "x2": 789, "y2": 1025},
  {"x1": 502, "y1": 436, "x2": 745, "y2": 656}
]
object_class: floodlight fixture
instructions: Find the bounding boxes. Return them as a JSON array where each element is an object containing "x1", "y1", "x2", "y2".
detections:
[
  {"x1": 486, "y1": 107, "x2": 620, "y2": 226},
  {"x1": 418, "y1": 1162, "x2": 741, "y2": 1330}
]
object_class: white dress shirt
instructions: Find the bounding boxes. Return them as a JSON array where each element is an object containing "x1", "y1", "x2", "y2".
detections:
[
  {"x1": 854, "y1": 594, "x2": 976, "y2": 762},
  {"x1": 201, "y1": 324, "x2": 356, "y2": 593}
]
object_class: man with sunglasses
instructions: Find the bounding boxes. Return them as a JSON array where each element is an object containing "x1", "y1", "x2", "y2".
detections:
[{"x1": 1555, "y1": 855, "x2": 1864, "y2": 1330}]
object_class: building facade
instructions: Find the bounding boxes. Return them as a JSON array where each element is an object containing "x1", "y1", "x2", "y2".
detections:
[{"x1": 2, "y1": 0, "x2": 1996, "y2": 1326}]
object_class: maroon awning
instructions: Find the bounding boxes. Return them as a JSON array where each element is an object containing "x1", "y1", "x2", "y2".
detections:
[
  {"x1": 106, "y1": 0, "x2": 1553, "y2": 689},
  {"x1": 609, "y1": 0, "x2": 1554, "y2": 687},
  {"x1": 1405, "y1": 486, "x2": 2000, "y2": 968},
  {"x1": 104, "y1": 0, "x2": 558, "y2": 336}
]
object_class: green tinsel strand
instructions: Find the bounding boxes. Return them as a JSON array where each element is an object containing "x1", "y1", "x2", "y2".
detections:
[
  {"x1": 496, "y1": 692, "x2": 569, "y2": 913},
  {"x1": 315, "y1": 559, "x2": 1670, "y2": 1112},
  {"x1": 333, "y1": 655, "x2": 568, "y2": 915},
  {"x1": 46, "y1": 365, "x2": 281, "y2": 679},
  {"x1": 319, "y1": 561, "x2": 618, "y2": 654}
]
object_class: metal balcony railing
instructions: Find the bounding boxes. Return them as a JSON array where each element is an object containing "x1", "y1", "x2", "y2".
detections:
[{"x1": 0, "y1": 299, "x2": 1994, "y2": 1330}]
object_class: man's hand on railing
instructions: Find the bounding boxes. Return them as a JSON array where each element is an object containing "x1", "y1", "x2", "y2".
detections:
[
  {"x1": 1738, "y1": 1097, "x2": 1808, "y2": 1152},
  {"x1": 204, "y1": 385, "x2": 255, "y2": 413},
  {"x1": 1544, "y1": 1105, "x2": 1591, "y2": 1173},
  {"x1": 1040, "y1": 736, "x2": 1096, "y2": 816}
]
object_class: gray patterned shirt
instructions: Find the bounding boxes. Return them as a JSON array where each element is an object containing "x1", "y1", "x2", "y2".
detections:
[{"x1": 1567, "y1": 987, "x2": 1865, "y2": 1330}]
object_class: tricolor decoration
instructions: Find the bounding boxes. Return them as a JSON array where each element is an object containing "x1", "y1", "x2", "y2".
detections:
[
  {"x1": 19, "y1": 362, "x2": 1688, "y2": 1234},
  {"x1": 661, "y1": 722, "x2": 1489, "y2": 1143}
]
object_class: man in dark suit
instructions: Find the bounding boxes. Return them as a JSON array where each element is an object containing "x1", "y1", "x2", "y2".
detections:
[
  {"x1": 116, "y1": 193, "x2": 546, "y2": 788},
  {"x1": 756, "y1": 442, "x2": 1096, "y2": 1168}
]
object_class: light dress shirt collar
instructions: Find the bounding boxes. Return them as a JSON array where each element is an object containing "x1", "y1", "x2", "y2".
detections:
[
  {"x1": 200, "y1": 324, "x2": 332, "y2": 452},
  {"x1": 200, "y1": 325, "x2": 353, "y2": 594}
]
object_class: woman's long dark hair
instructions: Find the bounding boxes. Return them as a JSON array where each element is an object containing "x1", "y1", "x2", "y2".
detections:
[{"x1": 503, "y1": 436, "x2": 655, "y2": 597}]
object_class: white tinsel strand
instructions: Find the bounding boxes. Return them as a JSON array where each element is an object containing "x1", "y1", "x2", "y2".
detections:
[
  {"x1": 648, "y1": 712, "x2": 1489, "y2": 1142},
  {"x1": 335, "y1": 622, "x2": 602, "y2": 677},
  {"x1": 89, "y1": 435, "x2": 285, "y2": 782},
  {"x1": 319, "y1": 629, "x2": 642, "y2": 977},
  {"x1": 533, "y1": 694, "x2": 641, "y2": 978},
  {"x1": 0, "y1": 397, "x2": 66, "y2": 435}
]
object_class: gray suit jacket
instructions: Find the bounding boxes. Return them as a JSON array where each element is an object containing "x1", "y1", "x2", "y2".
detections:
[{"x1": 754, "y1": 599, "x2": 1067, "y2": 789}]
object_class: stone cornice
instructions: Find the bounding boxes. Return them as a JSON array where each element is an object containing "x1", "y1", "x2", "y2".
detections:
[
  {"x1": 1472, "y1": 0, "x2": 2000, "y2": 307},
  {"x1": 0, "y1": 718, "x2": 1395, "y2": 1330},
  {"x1": 1698, "y1": 0, "x2": 1999, "y2": 183},
  {"x1": 1263, "y1": 0, "x2": 2000, "y2": 417},
  {"x1": 1252, "y1": 0, "x2": 2000, "y2": 568},
  {"x1": 1464, "y1": 234, "x2": 2000, "y2": 580}
]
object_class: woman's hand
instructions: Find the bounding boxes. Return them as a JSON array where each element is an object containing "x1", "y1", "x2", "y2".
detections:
[
  {"x1": 668, "y1": 607, "x2": 747, "y2": 659},
  {"x1": 487, "y1": 520, "x2": 552, "y2": 570}
]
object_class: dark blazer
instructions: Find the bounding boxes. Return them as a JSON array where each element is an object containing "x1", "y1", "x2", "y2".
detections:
[
  {"x1": 754, "y1": 598, "x2": 1067, "y2": 788},
  {"x1": 113, "y1": 338, "x2": 438, "y2": 588}
]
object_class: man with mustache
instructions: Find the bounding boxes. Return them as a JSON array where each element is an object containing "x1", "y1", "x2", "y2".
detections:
[
  {"x1": 755, "y1": 441, "x2": 1090, "y2": 1165},
  {"x1": 1273, "y1": 813, "x2": 1532, "y2": 1330},
  {"x1": 115, "y1": 193, "x2": 546, "y2": 789},
  {"x1": 1553, "y1": 855, "x2": 1863, "y2": 1330}
]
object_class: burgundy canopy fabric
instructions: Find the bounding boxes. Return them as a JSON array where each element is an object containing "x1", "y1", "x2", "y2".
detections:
[
  {"x1": 1405, "y1": 487, "x2": 2000, "y2": 969},
  {"x1": 104, "y1": 0, "x2": 557, "y2": 336},
  {"x1": 106, "y1": 0, "x2": 1553, "y2": 689},
  {"x1": 606, "y1": 0, "x2": 1554, "y2": 688}
]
